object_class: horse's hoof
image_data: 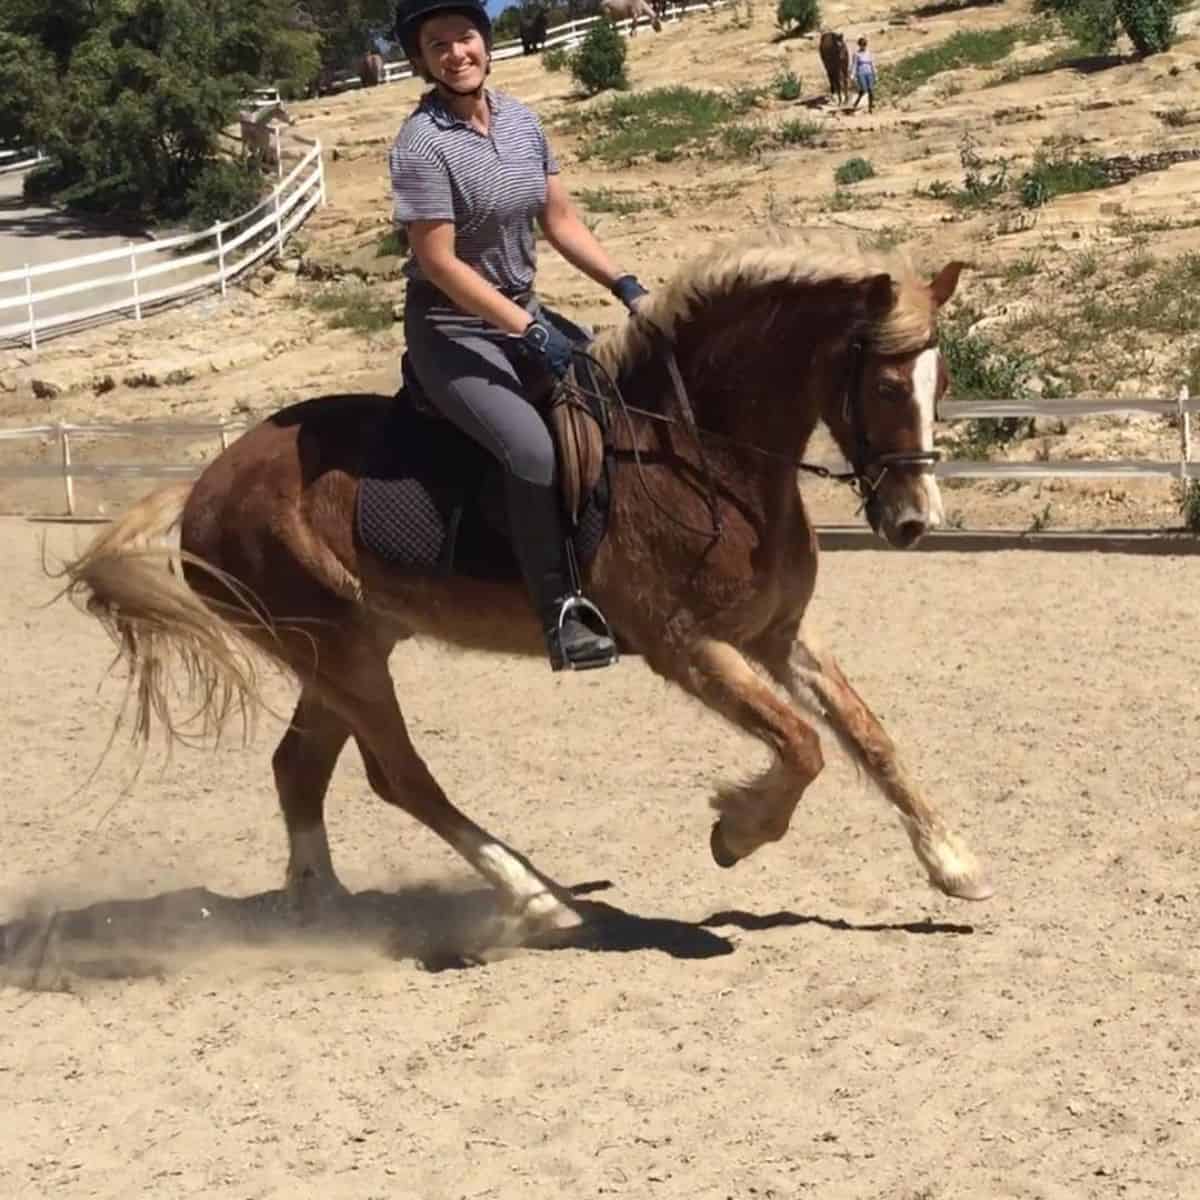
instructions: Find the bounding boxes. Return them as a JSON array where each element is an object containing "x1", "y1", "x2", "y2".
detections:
[
  {"x1": 710, "y1": 822, "x2": 739, "y2": 869},
  {"x1": 942, "y1": 872, "x2": 995, "y2": 902}
]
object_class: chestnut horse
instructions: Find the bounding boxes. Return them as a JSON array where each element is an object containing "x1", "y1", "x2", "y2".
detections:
[{"x1": 65, "y1": 235, "x2": 991, "y2": 948}]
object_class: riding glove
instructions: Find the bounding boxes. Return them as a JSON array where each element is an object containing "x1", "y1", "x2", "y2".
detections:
[
  {"x1": 611, "y1": 273, "x2": 649, "y2": 312},
  {"x1": 520, "y1": 318, "x2": 575, "y2": 380}
]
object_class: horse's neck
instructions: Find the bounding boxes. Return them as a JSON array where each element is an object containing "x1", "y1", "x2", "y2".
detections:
[{"x1": 667, "y1": 289, "x2": 841, "y2": 462}]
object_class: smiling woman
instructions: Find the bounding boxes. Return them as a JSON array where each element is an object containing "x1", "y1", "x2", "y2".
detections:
[{"x1": 387, "y1": 0, "x2": 652, "y2": 672}]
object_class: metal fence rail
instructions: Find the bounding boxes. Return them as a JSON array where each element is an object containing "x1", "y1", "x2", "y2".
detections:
[{"x1": 0, "y1": 387, "x2": 1195, "y2": 518}]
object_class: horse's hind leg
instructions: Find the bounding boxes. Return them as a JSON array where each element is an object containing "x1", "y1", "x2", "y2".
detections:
[
  {"x1": 272, "y1": 689, "x2": 352, "y2": 915},
  {"x1": 752, "y1": 624, "x2": 993, "y2": 901},
  {"x1": 305, "y1": 630, "x2": 583, "y2": 943}
]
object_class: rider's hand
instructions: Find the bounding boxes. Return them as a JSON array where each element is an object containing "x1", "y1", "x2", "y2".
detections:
[
  {"x1": 520, "y1": 318, "x2": 575, "y2": 380},
  {"x1": 611, "y1": 273, "x2": 649, "y2": 313}
]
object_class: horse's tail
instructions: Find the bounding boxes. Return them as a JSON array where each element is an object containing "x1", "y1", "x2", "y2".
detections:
[{"x1": 62, "y1": 483, "x2": 270, "y2": 752}]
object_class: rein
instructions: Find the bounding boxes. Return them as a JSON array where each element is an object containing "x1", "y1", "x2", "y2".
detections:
[{"x1": 564, "y1": 324, "x2": 939, "y2": 545}]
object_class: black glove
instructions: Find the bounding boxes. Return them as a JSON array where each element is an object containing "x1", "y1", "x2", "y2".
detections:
[
  {"x1": 520, "y1": 318, "x2": 575, "y2": 380},
  {"x1": 611, "y1": 273, "x2": 649, "y2": 312}
]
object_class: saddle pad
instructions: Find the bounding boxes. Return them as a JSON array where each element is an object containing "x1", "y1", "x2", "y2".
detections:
[
  {"x1": 356, "y1": 394, "x2": 499, "y2": 575},
  {"x1": 356, "y1": 389, "x2": 611, "y2": 580}
]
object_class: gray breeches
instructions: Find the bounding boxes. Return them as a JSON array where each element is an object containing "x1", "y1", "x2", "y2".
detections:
[{"x1": 403, "y1": 285, "x2": 588, "y2": 488}]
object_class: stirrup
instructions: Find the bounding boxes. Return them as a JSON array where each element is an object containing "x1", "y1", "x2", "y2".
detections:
[{"x1": 548, "y1": 595, "x2": 619, "y2": 672}]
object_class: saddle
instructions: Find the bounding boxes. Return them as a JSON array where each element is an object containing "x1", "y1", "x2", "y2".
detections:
[{"x1": 355, "y1": 349, "x2": 612, "y2": 581}]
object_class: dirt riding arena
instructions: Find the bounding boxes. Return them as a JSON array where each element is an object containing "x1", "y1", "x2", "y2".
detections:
[{"x1": 1, "y1": 516, "x2": 1196, "y2": 1198}]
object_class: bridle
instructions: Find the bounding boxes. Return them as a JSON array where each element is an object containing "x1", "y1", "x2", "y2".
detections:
[
  {"x1": 564, "y1": 325, "x2": 941, "y2": 545},
  {"x1": 839, "y1": 336, "x2": 943, "y2": 489}
]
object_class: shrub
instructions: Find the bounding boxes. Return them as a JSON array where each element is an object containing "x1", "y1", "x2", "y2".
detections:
[
  {"x1": 720, "y1": 123, "x2": 767, "y2": 158},
  {"x1": 940, "y1": 314, "x2": 1035, "y2": 455},
  {"x1": 570, "y1": 20, "x2": 628, "y2": 95},
  {"x1": 186, "y1": 159, "x2": 264, "y2": 228},
  {"x1": 1176, "y1": 479, "x2": 1200, "y2": 531},
  {"x1": 778, "y1": 118, "x2": 821, "y2": 145},
  {"x1": 311, "y1": 285, "x2": 395, "y2": 334},
  {"x1": 543, "y1": 46, "x2": 569, "y2": 72},
  {"x1": 834, "y1": 156, "x2": 875, "y2": 185},
  {"x1": 378, "y1": 227, "x2": 410, "y2": 257},
  {"x1": 772, "y1": 67, "x2": 802, "y2": 100},
  {"x1": 1115, "y1": 0, "x2": 1174, "y2": 54},
  {"x1": 571, "y1": 86, "x2": 760, "y2": 163},
  {"x1": 1018, "y1": 146, "x2": 1108, "y2": 208},
  {"x1": 1057, "y1": 0, "x2": 1120, "y2": 52},
  {"x1": 776, "y1": 0, "x2": 821, "y2": 36}
]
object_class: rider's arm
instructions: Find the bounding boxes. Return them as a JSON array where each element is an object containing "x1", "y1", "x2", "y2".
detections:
[
  {"x1": 538, "y1": 175, "x2": 632, "y2": 293},
  {"x1": 406, "y1": 220, "x2": 534, "y2": 335}
]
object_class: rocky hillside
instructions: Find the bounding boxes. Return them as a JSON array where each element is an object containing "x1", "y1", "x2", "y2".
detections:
[{"x1": 4, "y1": 0, "x2": 1200, "y2": 528}]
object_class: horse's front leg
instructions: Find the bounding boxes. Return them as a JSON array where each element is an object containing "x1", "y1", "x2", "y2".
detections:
[
  {"x1": 662, "y1": 637, "x2": 827, "y2": 866},
  {"x1": 754, "y1": 626, "x2": 993, "y2": 901}
]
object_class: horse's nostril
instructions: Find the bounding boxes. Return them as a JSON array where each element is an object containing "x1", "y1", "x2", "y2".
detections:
[{"x1": 896, "y1": 519, "x2": 926, "y2": 547}]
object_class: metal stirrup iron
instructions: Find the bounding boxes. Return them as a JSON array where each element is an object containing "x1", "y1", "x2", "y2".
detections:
[{"x1": 557, "y1": 537, "x2": 618, "y2": 671}]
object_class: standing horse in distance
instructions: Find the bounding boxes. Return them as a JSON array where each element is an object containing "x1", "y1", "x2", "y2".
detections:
[
  {"x1": 64, "y1": 234, "x2": 992, "y2": 949},
  {"x1": 600, "y1": 0, "x2": 663, "y2": 34},
  {"x1": 520, "y1": 5, "x2": 549, "y2": 53},
  {"x1": 819, "y1": 31, "x2": 850, "y2": 106},
  {"x1": 359, "y1": 51, "x2": 385, "y2": 86}
]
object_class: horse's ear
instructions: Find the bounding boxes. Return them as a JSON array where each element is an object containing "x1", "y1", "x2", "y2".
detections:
[
  {"x1": 929, "y1": 261, "x2": 966, "y2": 308},
  {"x1": 862, "y1": 272, "x2": 894, "y2": 320}
]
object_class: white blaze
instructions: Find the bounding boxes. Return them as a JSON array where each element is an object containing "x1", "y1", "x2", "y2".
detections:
[{"x1": 912, "y1": 347, "x2": 945, "y2": 527}]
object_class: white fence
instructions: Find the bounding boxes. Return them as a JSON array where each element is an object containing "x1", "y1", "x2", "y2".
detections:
[
  {"x1": 0, "y1": 134, "x2": 325, "y2": 353},
  {"x1": 1, "y1": 390, "x2": 1197, "y2": 519},
  {"x1": 937, "y1": 388, "x2": 1193, "y2": 482},
  {"x1": 309, "y1": 2, "x2": 731, "y2": 91},
  {"x1": 0, "y1": 147, "x2": 47, "y2": 176}
]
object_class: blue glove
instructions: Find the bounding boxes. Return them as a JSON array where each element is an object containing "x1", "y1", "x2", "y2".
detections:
[
  {"x1": 520, "y1": 318, "x2": 575, "y2": 380},
  {"x1": 611, "y1": 273, "x2": 649, "y2": 312}
]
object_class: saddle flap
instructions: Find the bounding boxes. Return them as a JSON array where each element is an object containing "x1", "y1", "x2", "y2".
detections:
[{"x1": 548, "y1": 360, "x2": 608, "y2": 526}]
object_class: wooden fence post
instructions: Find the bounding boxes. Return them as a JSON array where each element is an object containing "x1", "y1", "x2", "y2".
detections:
[
  {"x1": 59, "y1": 425, "x2": 76, "y2": 516},
  {"x1": 216, "y1": 221, "x2": 227, "y2": 298},
  {"x1": 24, "y1": 264, "x2": 37, "y2": 354},
  {"x1": 129, "y1": 242, "x2": 142, "y2": 321},
  {"x1": 1180, "y1": 384, "x2": 1192, "y2": 480}
]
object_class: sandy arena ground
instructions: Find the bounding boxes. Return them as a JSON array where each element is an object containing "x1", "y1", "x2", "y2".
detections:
[{"x1": 2, "y1": 515, "x2": 1198, "y2": 1198}]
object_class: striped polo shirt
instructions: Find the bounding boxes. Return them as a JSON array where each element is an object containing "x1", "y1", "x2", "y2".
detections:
[{"x1": 389, "y1": 88, "x2": 558, "y2": 294}]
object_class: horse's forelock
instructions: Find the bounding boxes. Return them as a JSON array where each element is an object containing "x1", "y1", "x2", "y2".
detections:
[{"x1": 593, "y1": 234, "x2": 935, "y2": 373}]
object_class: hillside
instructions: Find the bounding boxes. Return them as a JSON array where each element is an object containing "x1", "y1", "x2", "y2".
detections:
[{"x1": 4, "y1": 0, "x2": 1200, "y2": 528}]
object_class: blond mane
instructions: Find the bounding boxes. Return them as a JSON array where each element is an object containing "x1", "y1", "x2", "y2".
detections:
[{"x1": 594, "y1": 229, "x2": 936, "y2": 373}]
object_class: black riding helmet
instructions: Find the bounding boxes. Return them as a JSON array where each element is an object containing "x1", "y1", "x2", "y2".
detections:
[{"x1": 394, "y1": 0, "x2": 493, "y2": 63}]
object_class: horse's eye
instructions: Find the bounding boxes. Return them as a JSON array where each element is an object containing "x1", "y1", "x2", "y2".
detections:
[{"x1": 880, "y1": 383, "x2": 907, "y2": 405}]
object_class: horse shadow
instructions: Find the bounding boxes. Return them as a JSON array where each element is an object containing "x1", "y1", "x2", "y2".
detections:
[{"x1": 0, "y1": 883, "x2": 975, "y2": 989}]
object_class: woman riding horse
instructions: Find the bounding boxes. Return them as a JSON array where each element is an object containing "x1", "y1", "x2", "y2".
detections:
[{"x1": 390, "y1": 0, "x2": 650, "y2": 672}]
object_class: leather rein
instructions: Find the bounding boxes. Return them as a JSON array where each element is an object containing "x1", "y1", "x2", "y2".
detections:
[{"x1": 565, "y1": 325, "x2": 941, "y2": 545}]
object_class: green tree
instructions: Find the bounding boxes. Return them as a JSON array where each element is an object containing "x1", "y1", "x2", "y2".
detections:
[
  {"x1": 1038, "y1": 0, "x2": 1174, "y2": 55},
  {"x1": 570, "y1": 18, "x2": 627, "y2": 94},
  {"x1": 1115, "y1": 0, "x2": 1174, "y2": 54},
  {"x1": 0, "y1": 31, "x2": 55, "y2": 145},
  {"x1": 776, "y1": 0, "x2": 820, "y2": 36}
]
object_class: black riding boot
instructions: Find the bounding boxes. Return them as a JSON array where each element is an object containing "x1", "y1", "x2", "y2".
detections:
[{"x1": 506, "y1": 475, "x2": 617, "y2": 672}]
